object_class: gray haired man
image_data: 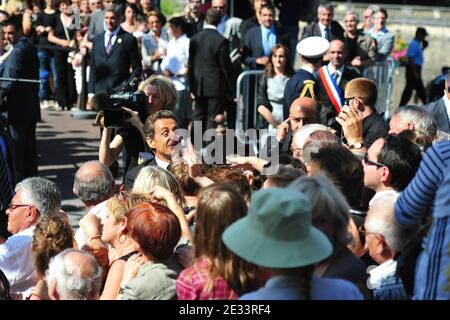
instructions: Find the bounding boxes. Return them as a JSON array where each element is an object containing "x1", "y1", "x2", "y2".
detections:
[
  {"x1": 388, "y1": 105, "x2": 437, "y2": 141},
  {"x1": 73, "y1": 160, "x2": 114, "y2": 248},
  {"x1": 73, "y1": 160, "x2": 114, "y2": 270},
  {"x1": 365, "y1": 194, "x2": 416, "y2": 299},
  {"x1": 0, "y1": 177, "x2": 61, "y2": 297},
  {"x1": 46, "y1": 248, "x2": 102, "y2": 300}
]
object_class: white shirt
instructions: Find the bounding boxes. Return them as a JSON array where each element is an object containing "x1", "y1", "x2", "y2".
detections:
[
  {"x1": 318, "y1": 22, "x2": 331, "y2": 39},
  {"x1": 0, "y1": 227, "x2": 38, "y2": 298},
  {"x1": 160, "y1": 33, "x2": 190, "y2": 91},
  {"x1": 155, "y1": 157, "x2": 171, "y2": 170},
  {"x1": 74, "y1": 200, "x2": 109, "y2": 249},
  {"x1": 300, "y1": 65, "x2": 316, "y2": 77},
  {"x1": 443, "y1": 91, "x2": 450, "y2": 121},
  {"x1": 368, "y1": 259, "x2": 397, "y2": 290},
  {"x1": 104, "y1": 26, "x2": 120, "y2": 50},
  {"x1": 369, "y1": 189, "x2": 399, "y2": 207},
  {"x1": 327, "y1": 63, "x2": 345, "y2": 85},
  {"x1": 203, "y1": 24, "x2": 217, "y2": 30}
]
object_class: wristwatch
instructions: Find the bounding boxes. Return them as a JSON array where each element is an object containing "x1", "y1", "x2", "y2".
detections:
[{"x1": 348, "y1": 142, "x2": 364, "y2": 150}]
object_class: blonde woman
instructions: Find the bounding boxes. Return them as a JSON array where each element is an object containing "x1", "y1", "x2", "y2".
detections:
[
  {"x1": 99, "y1": 193, "x2": 151, "y2": 300},
  {"x1": 132, "y1": 166, "x2": 192, "y2": 242}
]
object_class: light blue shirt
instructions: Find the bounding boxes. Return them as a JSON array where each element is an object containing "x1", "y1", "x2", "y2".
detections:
[
  {"x1": 261, "y1": 25, "x2": 276, "y2": 57},
  {"x1": 407, "y1": 38, "x2": 424, "y2": 66},
  {"x1": 368, "y1": 27, "x2": 395, "y2": 58},
  {"x1": 240, "y1": 274, "x2": 364, "y2": 300},
  {"x1": 217, "y1": 15, "x2": 227, "y2": 35},
  {"x1": 104, "y1": 26, "x2": 121, "y2": 49}
]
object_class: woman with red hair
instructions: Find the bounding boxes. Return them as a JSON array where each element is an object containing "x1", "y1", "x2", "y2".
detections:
[{"x1": 117, "y1": 201, "x2": 183, "y2": 300}]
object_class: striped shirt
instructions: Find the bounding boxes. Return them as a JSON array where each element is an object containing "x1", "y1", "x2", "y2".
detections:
[{"x1": 395, "y1": 141, "x2": 450, "y2": 227}]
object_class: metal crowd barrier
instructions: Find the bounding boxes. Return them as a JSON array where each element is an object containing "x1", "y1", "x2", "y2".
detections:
[
  {"x1": 235, "y1": 59, "x2": 396, "y2": 136},
  {"x1": 363, "y1": 58, "x2": 396, "y2": 121},
  {"x1": 235, "y1": 69, "x2": 264, "y2": 131},
  {"x1": 235, "y1": 70, "x2": 264, "y2": 155}
]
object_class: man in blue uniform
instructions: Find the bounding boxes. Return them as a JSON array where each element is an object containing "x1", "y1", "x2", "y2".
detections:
[{"x1": 283, "y1": 36, "x2": 329, "y2": 119}]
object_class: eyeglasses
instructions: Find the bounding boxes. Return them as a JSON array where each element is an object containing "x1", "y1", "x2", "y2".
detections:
[
  {"x1": 359, "y1": 225, "x2": 384, "y2": 240},
  {"x1": 363, "y1": 153, "x2": 385, "y2": 167},
  {"x1": 212, "y1": 6, "x2": 224, "y2": 9},
  {"x1": 7, "y1": 203, "x2": 33, "y2": 211}
]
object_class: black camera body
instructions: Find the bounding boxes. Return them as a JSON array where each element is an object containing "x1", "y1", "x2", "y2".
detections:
[
  {"x1": 94, "y1": 78, "x2": 147, "y2": 128},
  {"x1": 104, "y1": 90, "x2": 147, "y2": 128}
]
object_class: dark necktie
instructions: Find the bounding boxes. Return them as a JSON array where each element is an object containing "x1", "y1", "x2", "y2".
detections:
[
  {"x1": 325, "y1": 27, "x2": 331, "y2": 41},
  {"x1": 106, "y1": 33, "x2": 114, "y2": 55}
]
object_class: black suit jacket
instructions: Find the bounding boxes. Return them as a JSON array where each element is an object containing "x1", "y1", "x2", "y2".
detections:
[
  {"x1": 424, "y1": 97, "x2": 450, "y2": 133},
  {"x1": 123, "y1": 157, "x2": 157, "y2": 191},
  {"x1": 301, "y1": 21, "x2": 344, "y2": 41},
  {"x1": 241, "y1": 24, "x2": 290, "y2": 69},
  {"x1": 90, "y1": 28, "x2": 142, "y2": 94},
  {"x1": 0, "y1": 38, "x2": 40, "y2": 125},
  {"x1": 188, "y1": 28, "x2": 235, "y2": 98}
]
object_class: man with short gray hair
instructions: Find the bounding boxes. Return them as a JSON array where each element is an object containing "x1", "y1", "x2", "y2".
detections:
[
  {"x1": 365, "y1": 194, "x2": 416, "y2": 299},
  {"x1": 360, "y1": 4, "x2": 380, "y2": 34},
  {"x1": 73, "y1": 160, "x2": 114, "y2": 249},
  {"x1": 0, "y1": 177, "x2": 61, "y2": 297},
  {"x1": 301, "y1": 2, "x2": 344, "y2": 42},
  {"x1": 46, "y1": 248, "x2": 102, "y2": 300},
  {"x1": 389, "y1": 105, "x2": 437, "y2": 141}
]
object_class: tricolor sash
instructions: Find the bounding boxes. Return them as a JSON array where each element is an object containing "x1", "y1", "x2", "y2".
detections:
[{"x1": 318, "y1": 66, "x2": 344, "y2": 113}]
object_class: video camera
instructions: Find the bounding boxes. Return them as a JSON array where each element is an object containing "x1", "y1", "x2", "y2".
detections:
[{"x1": 92, "y1": 78, "x2": 147, "y2": 128}]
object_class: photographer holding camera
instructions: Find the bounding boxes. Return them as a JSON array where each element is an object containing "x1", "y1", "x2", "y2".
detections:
[{"x1": 98, "y1": 75, "x2": 178, "y2": 179}]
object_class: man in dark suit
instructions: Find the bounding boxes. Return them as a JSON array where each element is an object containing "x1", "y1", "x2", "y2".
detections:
[
  {"x1": 241, "y1": 3, "x2": 290, "y2": 70},
  {"x1": 317, "y1": 39, "x2": 360, "y2": 128},
  {"x1": 124, "y1": 110, "x2": 181, "y2": 190},
  {"x1": 188, "y1": 8, "x2": 235, "y2": 138},
  {"x1": 424, "y1": 72, "x2": 450, "y2": 133},
  {"x1": 301, "y1": 2, "x2": 344, "y2": 42},
  {"x1": 0, "y1": 18, "x2": 39, "y2": 182},
  {"x1": 90, "y1": 5, "x2": 142, "y2": 94}
]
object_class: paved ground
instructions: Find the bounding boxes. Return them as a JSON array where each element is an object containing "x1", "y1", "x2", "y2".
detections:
[{"x1": 36, "y1": 109, "x2": 102, "y2": 230}]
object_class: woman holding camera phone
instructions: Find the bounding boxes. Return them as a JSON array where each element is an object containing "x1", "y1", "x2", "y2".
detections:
[{"x1": 99, "y1": 75, "x2": 178, "y2": 179}]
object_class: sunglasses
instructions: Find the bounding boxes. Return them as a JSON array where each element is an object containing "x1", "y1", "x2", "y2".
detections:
[{"x1": 363, "y1": 153, "x2": 385, "y2": 167}]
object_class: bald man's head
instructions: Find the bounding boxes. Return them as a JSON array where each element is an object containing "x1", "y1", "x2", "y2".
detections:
[
  {"x1": 289, "y1": 97, "x2": 320, "y2": 132},
  {"x1": 329, "y1": 40, "x2": 345, "y2": 68},
  {"x1": 73, "y1": 160, "x2": 114, "y2": 205}
]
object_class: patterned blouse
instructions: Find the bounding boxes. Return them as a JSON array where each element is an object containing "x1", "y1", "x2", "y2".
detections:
[{"x1": 176, "y1": 257, "x2": 238, "y2": 300}]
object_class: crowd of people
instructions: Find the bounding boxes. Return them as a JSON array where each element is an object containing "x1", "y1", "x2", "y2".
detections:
[{"x1": 0, "y1": 0, "x2": 450, "y2": 301}]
